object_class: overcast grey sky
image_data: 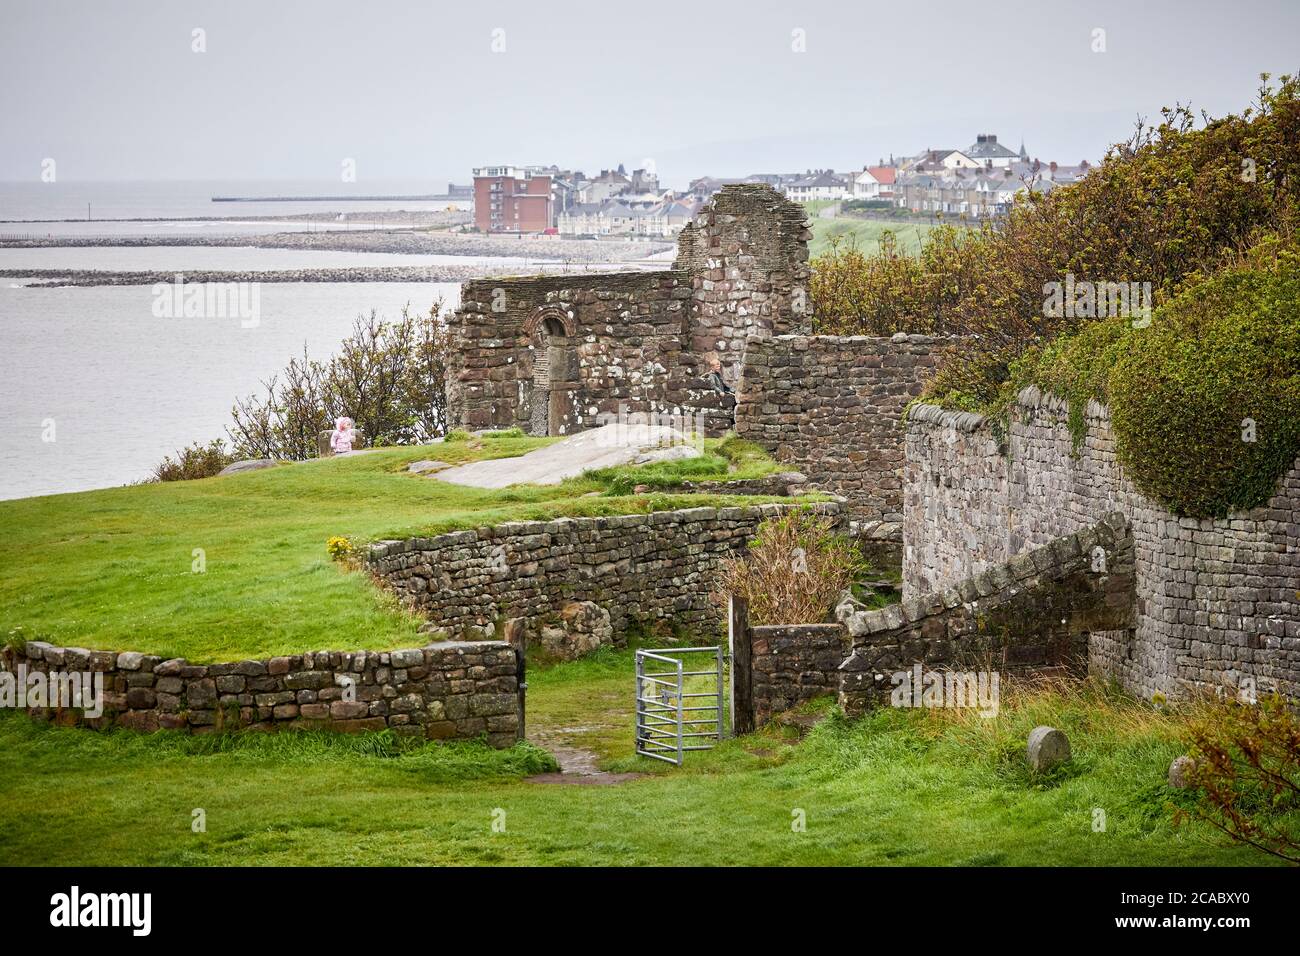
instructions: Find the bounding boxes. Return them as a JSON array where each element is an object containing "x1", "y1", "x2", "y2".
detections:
[{"x1": 1, "y1": 0, "x2": 1296, "y2": 187}]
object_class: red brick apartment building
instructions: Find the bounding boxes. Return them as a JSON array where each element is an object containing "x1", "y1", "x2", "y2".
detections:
[{"x1": 472, "y1": 166, "x2": 554, "y2": 233}]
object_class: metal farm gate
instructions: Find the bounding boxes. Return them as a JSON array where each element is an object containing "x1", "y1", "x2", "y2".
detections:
[{"x1": 635, "y1": 647, "x2": 724, "y2": 764}]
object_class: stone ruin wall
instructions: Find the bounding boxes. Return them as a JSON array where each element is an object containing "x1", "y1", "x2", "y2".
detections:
[
  {"x1": 5, "y1": 640, "x2": 522, "y2": 747},
  {"x1": 734, "y1": 333, "x2": 956, "y2": 523},
  {"x1": 446, "y1": 184, "x2": 811, "y2": 439},
  {"x1": 840, "y1": 514, "x2": 1136, "y2": 714},
  {"x1": 903, "y1": 388, "x2": 1300, "y2": 701},
  {"x1": 748, "y1": 623, "x2": 850, "y2": 725},
  {"x1": 366, "y1": 502, "x2": 846, "y2": 642},
  {"x1": 448, "y1": 270, "x2": 707, "y2": 435},
  {"x1": 676, "y1": 185, "x2": 813, "y2": 383}
]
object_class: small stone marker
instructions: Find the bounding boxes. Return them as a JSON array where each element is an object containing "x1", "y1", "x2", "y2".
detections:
[
  {"x1": 1026, "y1": 725, "x2": 1071, "y2": 772},
  {"x1": 1168, "y1": 755, "x2": 1197, "y2": 788}
]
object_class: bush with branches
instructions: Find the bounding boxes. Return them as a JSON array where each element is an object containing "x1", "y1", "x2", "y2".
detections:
[
  {"x1": 151, "y1": 439, "x2": 233, "y2": 482},
  {"x1": 716, "y1": 510, "x2": 866, "y2": 624},
  {"x1": 1176, "y1": 692, "x2": 1300, "y2": 863},
  {"x1": 228, "y1": 301, "x2": 452, "y2": 460}
]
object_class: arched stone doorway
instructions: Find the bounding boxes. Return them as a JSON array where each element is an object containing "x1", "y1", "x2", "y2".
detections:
[{"x1": 525, "y1": 309, "x2": 577, "y2": 436}]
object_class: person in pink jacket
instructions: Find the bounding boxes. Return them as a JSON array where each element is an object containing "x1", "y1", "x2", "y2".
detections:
[{"x1": 330, "y1": 417, "x2": 356, "y2": 455}]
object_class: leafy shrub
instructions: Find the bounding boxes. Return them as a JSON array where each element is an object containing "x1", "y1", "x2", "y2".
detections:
[
  {"x1": 810, "y1": 226, "x2": 983, "y2": 335},
  {"x1": 1016, "y1": 243, "x2": 1300, "y2": 515},
  {"x1": 326, "y1": 536, "x2": 353, "y2": 561},
  {"x1": 229, "y1": 301, "x2": 452, "y2": 460},
  {"x1": 1177, "y1": 693, "x2": 1300, "y2": 863},
  {"x1": 811, "y1": 75, "x2": 1300, "y2": 413},
  {"x1": 717, "y1": 510, "x2": 867, "y2": 624},
  {"x1": 443, "y1": 429, "x2": 471, "y2": 443},
  {"x1": 4, "y1": 626, "x2": 28, "y2": 656},
  {"x1": 151, "y1": 439, "x2": 233, "y2": 482}
]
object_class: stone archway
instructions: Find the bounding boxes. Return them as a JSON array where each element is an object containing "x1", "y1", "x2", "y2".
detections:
[{"x1": 525, "y1": 308, "x2": 576, "y2": 436}]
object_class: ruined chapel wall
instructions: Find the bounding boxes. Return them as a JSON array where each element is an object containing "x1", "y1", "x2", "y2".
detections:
[
  {"x1": 448, "y1": 270, "x2": 693, "y2": 434},
  {"x1": 735, "y1": 333, "x2": 955, "y2": 521},
  {"x1": 446, "y1": 184, "x2": 813, "y2": 438},
  {"x1": 684, "y1": 185, "x2": 813, "y2": 384}
]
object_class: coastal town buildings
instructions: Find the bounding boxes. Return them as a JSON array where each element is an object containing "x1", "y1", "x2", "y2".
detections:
[
  {"x1": 784, "y1": 171, "x2": 850, "y2": 201},
  {"x1": 558, "y1": 196, "x2": 698, "y2": 237},
  {"x1": 891, "y1": 135, "x2": 1090, "y2": 218},
  {"x1": 475, "y1": 133, "x2": 1089, "y2": 233},
  {"x1": 471, "y1": 166, "x2": 554, "y2": 233},
  {"x1": 473, "y1": 163, "x2": 672, "y2": 234},
  {"x1": 848, "y1": 165, "x2": 897, "y2": 200}
]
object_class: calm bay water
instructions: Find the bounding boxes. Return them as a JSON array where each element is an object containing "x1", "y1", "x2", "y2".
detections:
[
  {"x1": 0, "y1": 179, "x2": 465, "y2": 221},
  {"x1": 0, "y1": 281, "x2": 459, "y2": 501},
  {"x1": 0, "y1": 181, "x2": 506, "y2": 501},
  {"x1": 0, "y1": 246, "x2": 530, "y2": 272}
]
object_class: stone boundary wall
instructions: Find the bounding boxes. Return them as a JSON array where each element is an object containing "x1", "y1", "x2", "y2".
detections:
[
  {"x1": 735, "y1": 333, "x2": 957, "y2": 521},
  {"x1": 838, "y1": 514, "x2": 1136, "y2": 715},
  {"x1": 4, "y1": 640, "x2": 521, "y2": 747},
  {"x1": 903, "y1": 388, "x2": 1300, "y2": 701},
  {"x1": 367, "y1": 502, "x2": 845, "y2": 641},
  {"x1": 750, "y1": 623, "x2": 850, "y2": 725}
]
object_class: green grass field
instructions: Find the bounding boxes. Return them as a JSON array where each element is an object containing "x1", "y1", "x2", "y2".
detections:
[
  {"x1": 0, "y1": 434, "x2": 784, "y2": 661},
  {"x1": 0, "y1": 431, "x2": 1282, "y2": 867},
  {"x1": 808, "y1": 216, "x2": 942, "y2": 258},
  {"x1": 0, "y1": 657, "x2": 1273, "y2": 866}
]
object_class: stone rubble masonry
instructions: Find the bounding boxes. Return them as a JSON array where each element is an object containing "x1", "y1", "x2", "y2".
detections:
[
  {"x1": 678, "y1": 184, "x2": 812, "y2": 359},
  {"x1": 658, "y1": 471, "x2": 808, "y2": 497},
  {"x1": 749, "y1": 623, "x2": 851, "y2": 726},
  {"x1": 735, "y1": 333, "x2": 959, "y2": 521},
  {"x1": 6, "y1": 639, "x2": 522, "y2": 748},
  {"x1": 838, "y1": 513, "x2": 1137, "y2": 715},
  {"x1": 366, "y1": 501, "x2": 845, "y2": 641},
  {"x1": 903, "y1": 387, "x2": 1300, "y2": 701},
  {"x1": 446, "y1": 184, "x2": 811, "y2": 439}
]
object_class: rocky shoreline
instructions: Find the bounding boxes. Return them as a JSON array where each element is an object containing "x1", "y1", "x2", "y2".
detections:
[{"x1": 0, "y1": 228, "x2": 675, "y2": 262}]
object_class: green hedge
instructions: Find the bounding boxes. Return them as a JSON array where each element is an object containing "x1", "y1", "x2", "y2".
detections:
[{"x1": 1018, "y1": 245, "x2": 1300, "y2": 516}]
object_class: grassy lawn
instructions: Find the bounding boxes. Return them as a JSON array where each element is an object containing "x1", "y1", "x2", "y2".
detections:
[
  {"x1": 0, "y1": 659, "x2": 1275, "y2": 866},
  {"x1": 1, "y1": 429, "x2": 1280, "y2": 867},
  {"x1": 808, "y1": 217, "x2": 942, "y2": 258},
  {"x1": 0, "y1": 434, "x2": 786, "y2": 662}
]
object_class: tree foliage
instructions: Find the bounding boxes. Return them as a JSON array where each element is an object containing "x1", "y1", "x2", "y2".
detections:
[
  {"x1": 1177, "y1": 693, "x2": 1300, "y2": 864},
  {"x1": 228, "y1": 302, "x2": 452, "y2": 460},
  {"x1": 811, "y1": 74, "x2": 1300, "y2": 411}
]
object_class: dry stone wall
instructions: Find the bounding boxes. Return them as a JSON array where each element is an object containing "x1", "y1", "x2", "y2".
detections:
[
  {"x1": 839, "y1": 514, "x2": 1136, "y2": 714},
  {"x1": 749, "y1": 623, "x2": 850, "y2": 725},
  {"x1": 903, "y1": 388, "x2": 1300, "y2": 701},
  {"x1": 735, "y1": 333, "x2": 956, "y2": 521},
  {"x1": 366, "y1": 502, "x2": 846, "y2": 642},
  {"x1": 5, "y1": 640, "x2": 521, "y2": 747}
]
